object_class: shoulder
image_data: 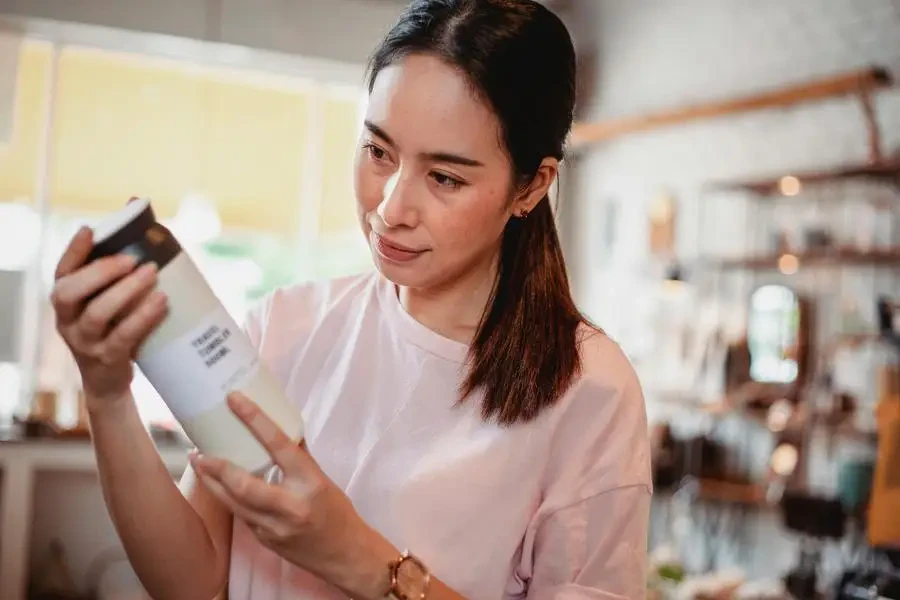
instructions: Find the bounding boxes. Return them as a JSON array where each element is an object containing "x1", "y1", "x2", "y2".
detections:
[
  {"x1": 541, "y1": 326, "x2": 651, "y2": 502},
  {"x1": 242, "y1": 270, "x2": 380, "y2": 348},
  {"x1": 576, "y1": 326, "x2": 642, "y2": 402}
]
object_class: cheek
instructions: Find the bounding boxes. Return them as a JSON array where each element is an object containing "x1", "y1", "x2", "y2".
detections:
[{"x1": 431, "y1": 187, "x2": 509, "y2": 251}]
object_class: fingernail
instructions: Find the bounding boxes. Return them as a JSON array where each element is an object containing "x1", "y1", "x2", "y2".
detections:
[{"x1": 139, "y1": 262, "x2": 158, "y2": 277}]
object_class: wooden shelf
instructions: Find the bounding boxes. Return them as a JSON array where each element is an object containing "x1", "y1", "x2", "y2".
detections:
[
  {"x1": 697, "y1": 478, "x2": 767, "y2": 506},
  {"x1": 705, "y1": 160, "x2": 900, "y2": 196},
  {"x1": 712, "y1": 247, "x2": 900, "y2": 270},
  {"x1": 570, "y1": 66, "x2": 892, "y2": 147}
]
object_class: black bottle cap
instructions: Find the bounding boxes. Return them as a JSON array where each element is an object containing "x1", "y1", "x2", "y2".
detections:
[{"x1": 86, "y1": 198, "x2": 181, "y2": 269}]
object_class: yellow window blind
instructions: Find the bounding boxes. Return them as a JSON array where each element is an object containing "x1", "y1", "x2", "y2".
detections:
[
  {"x1": 318, "y1": 95, "x2": 362, "y2": 236},
  {"x1": 50, "y1": 47, "x2": 310, "y2": 234},
  {"x1": 0, "y1": 41, "x2": 52, "y2": 204}
]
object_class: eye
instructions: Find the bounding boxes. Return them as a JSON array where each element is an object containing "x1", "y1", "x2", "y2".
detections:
[
  {"x1": 430, "y1": 171, "x2": 465, "y2": 190},
  {"x1": 363, "y1": 143, "x2": 390, "y2": 163}
]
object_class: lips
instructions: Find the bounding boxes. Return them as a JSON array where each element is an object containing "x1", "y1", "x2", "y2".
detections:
[
  {"x1": 371, "y1": 232, "x2": 427, "y2": 263},
  {"x1": 376, "y1": 233, "x2": 421, "y2": 253}
]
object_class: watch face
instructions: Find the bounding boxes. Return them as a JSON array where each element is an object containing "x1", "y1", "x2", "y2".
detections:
[{"x1": 397, "y1": 556, "x2": 429, "y2": 599}]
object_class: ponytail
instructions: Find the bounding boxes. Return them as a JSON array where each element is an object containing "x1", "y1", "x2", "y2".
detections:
[{"x1": 461, "y1": 194, "x2": 588, "y2": 425}]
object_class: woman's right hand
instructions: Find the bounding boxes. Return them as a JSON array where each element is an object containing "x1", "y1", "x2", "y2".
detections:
[{"x1": 51, "y1": 227, "x2": 169, "y2": 411}]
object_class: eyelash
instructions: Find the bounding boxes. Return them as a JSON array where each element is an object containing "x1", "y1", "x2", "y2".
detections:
[
  {"x1": 363, "y1": 142, "x2": 467, "y2": 191},
  {"x1": 363, "y1": 143, "x2": 389, "y2": 163},
  {"x1": 430, "y1": 172, "x2": 464, "y2": 190}
]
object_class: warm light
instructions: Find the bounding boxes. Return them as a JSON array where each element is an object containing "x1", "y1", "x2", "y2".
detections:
[
  {"x1": 770, "y1": 443, "x2": 799, "y2": 477},
  {"x1": 778, "y1": 253, "x2": 799, "y2": 275},
  {"x1": 778, "y1": 176, "x2": 801, "y2": 196},
  {"x1": 662, "y1": 278, "x2": 686, "y2": 295},
  {"x1": 649, "y1": 193, "x2": 675, "y2": 222},
  {"x1": 767, "y1": 399, "x2": 793, "y2": 432}
]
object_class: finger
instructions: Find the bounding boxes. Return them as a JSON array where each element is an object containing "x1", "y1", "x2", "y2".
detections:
[
  {"x1": 227, "y1": 392, "x2": 311, "y2": 476},
  {"x1": 101, "y1": 290, "x2": 168, "y2": 360},
  {"x1": 192, "y1": 454, "x2": 285, "y2": 514},
  {"x1": 54, "y1": 227, "x2": 93, "y2": 280},
  {"x1": 195, "y1": 468, "x2": 273, "y2": 526},
  {"x1": 52, "y1": 255, "x2": 138, "y2": 324},
  {"x1": 78, "y1": 262, "x2": 158, "y2": 339}
]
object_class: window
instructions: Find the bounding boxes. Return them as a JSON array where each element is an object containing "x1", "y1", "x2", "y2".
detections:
[
  {"x1": 0, "y1": 32, "x2": 371, "y2": 429},
  {"x1": 0, "y1": 39, "x2": 53, "y2": 423}
]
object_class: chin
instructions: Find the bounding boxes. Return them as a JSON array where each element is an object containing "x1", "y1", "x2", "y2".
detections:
[{"x1": 371, "y1": 253, "x2": 425, "y2": 287}]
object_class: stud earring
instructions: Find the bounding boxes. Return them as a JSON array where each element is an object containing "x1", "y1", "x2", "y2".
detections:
[{"x1": 517, "y1": 210, "x2": 529, "y2": 219}]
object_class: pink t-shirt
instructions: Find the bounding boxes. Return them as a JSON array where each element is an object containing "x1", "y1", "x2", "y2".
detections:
[{"x1": 228, "y1": 271, "x2": 652, "y2": 599}]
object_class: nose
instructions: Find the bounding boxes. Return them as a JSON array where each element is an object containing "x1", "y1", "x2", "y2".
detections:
[{"x1": 376, "y1": 168, "x2": 418, "y2": 228}]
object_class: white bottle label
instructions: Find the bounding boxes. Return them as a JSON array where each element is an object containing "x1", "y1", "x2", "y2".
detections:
[{"x1": 137, "y1": 305, "x2": 259, "y2": 422}]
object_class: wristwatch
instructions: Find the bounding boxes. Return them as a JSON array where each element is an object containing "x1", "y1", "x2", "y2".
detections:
[{"x1": 385, "y1": 549, "x2": 431, "y2": 600}]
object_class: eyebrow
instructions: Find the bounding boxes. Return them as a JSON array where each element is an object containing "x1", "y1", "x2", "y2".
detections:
[{"x1": 364, "y1": 120, "x2": 485, "y2": 168}]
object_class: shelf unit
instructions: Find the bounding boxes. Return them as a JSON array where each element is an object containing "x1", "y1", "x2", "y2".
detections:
[
  {"x1": 712, "y1": 247, "x2": 900, "y2": 271},
  {"x1": 684, "y1": 69, "x2": 900, "y2": 513},
  {"x1": 694, "y1": 60, "x2": 900, "y2": 321},
  {"x1": 705, "y1": 159, "x2": 900, "y2": 197},
  {"x1": 640, "y1": 67, "x2": 899, "y2": 576}
]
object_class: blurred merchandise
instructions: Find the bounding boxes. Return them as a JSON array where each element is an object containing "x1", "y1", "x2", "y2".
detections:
[
  {"x1": 869, "y1": 397, "x2": 900, "y2": 548},
  {"x1": 30, "y1": 390, "x2": 58, "y2": 423},
  {"x1": 837, "y1": 458, "x2": 876, "y2": 517},
  {"x1": 28, "y1": 539, "x2": 82, "y2": 600},
  {"x1": 878, "y1": 364, "x2": 900, "y2": 404},
  {"x1": 802, "y1": 227, "x2": 834, "y2": 252},
  {"x1": 672, "y1": 569, "x2": 745, "y2": 600},
  {"x1": 647, "y1": 544, "x2": 687, "y2": 599},
  {"x1": 836, "y1": 560, "x2": 900, "y2": 599}
]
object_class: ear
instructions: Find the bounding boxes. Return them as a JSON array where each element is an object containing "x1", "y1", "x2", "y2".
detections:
[{"x1": 510, "y1": 157, "x2": 559, "y2": 218}]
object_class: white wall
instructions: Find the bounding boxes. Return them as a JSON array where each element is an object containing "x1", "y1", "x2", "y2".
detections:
[{"x1": 0, "y1": 0, "x2": 405, "y2": 65}]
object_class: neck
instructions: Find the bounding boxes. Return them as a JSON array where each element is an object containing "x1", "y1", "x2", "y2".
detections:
[{"x1": 398, "y1": 254, "x2": 499, "y2": 345}]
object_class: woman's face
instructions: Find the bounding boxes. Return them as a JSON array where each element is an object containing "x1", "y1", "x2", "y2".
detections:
[{"x1": 354, "y1": 54, "x2": 518, "y2": 290}]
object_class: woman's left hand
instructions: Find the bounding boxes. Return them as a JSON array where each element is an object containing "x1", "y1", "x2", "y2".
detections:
[{"x1": 189, "y1": 392, "x2": 398, "y2": 599}]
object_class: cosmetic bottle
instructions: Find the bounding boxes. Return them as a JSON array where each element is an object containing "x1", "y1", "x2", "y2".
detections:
[{"x1": 88, "y1": 198, "x2": 304, "y2": 474}]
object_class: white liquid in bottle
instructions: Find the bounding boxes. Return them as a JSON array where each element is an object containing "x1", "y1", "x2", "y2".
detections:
[{"x1": 88, "y1": 198, "x2": 304, "y2": 474}]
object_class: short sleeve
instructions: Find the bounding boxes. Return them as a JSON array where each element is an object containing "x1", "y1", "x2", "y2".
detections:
[
  {"x1": 511, "y1": 334, "x2": 652, "y2": 599},
  {"x1": 526, "y1": 485, "x2": 651, "y2": 599}
]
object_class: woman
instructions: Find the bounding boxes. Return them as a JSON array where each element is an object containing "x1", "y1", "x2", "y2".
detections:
[{"x1": 50, "y1": 0, "x2": 651, "y2": 598}]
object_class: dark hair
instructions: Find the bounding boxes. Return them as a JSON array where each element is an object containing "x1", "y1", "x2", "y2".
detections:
[{"x1": 367, "y1": 0, "x2": 591, "y2": 425}]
